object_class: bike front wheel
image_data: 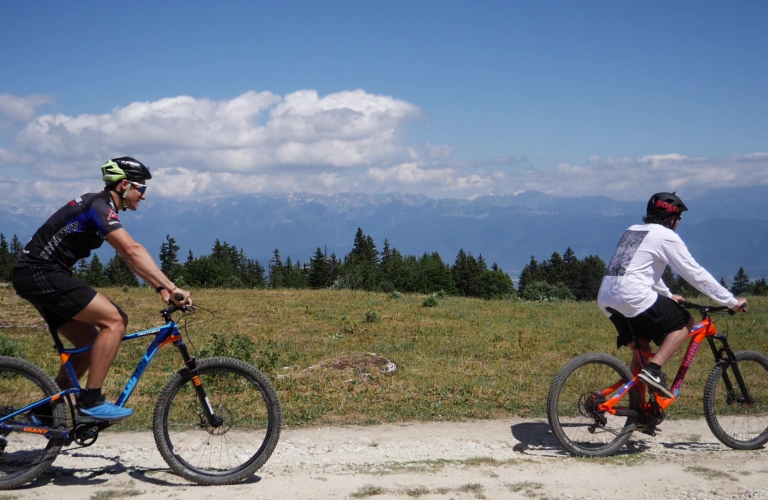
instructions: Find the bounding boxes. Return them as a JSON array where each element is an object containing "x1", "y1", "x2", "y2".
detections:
[
  {"x1": 152, "y1": 356, "x2": 282, "y2": 485},
  {"x1": 703, "y1": 350, "x2": 768, "y2": 450},
  {"x1": 0, "y1": 356, "x2": 67, "y2": 490},
  {"x1": 547, "y1": 352, "x2": 640, "y2": 457}
]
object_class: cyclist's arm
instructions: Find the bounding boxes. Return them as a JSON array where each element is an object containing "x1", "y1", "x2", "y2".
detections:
[
  {"x1": 651, "y1": 278, "x2": 673, "y2": 298},
  {"x1": 106, "y1": 228, "x2": 191, "y2": 305},
  {"x1": 661, "y1": 233, "x2": 738, "y2": 308}
]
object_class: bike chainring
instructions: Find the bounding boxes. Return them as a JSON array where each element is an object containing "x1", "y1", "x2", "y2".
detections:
[
  {"x1": 648, "y1": 399, "x2": 666, "y2": 426},
  {"x1": 73, "y1": 423, "x2": 101, "y2": 447}
]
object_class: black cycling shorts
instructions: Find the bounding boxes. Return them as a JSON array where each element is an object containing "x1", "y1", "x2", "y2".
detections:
[
  {"x1": 608, "y1": 295, "x2": 692, "y2": 348},
  {"x1": 12, "y1": 266, "x2": 97, "y2": 334}
]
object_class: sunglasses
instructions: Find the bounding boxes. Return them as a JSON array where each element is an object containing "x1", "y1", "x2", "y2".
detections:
[{"x1": 128, "y1": 181, "x2": 147, "y2": 194}]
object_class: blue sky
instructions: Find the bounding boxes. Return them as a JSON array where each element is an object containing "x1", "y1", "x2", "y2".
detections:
[{"x1": 1, "y1": 1, "x2": 766, "y2": 205}]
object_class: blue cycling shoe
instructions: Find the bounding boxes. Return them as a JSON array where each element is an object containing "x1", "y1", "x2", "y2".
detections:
[{"x1": 77, "y1": 401, "x2": 133, "y2": 421}]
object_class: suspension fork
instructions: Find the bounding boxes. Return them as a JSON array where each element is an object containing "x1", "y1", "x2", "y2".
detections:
[
  {"x1": 707, "y1": 335, "x2": 754, "y2": 405},
  {"x1": 174, "y1": 341, "x2": 224, "y2": 427}
]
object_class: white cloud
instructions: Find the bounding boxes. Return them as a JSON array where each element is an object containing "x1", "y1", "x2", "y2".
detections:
[
  {"x1": 368, "y1": 162, "x2": 452, "y2": 185},
  {"x1": 505, "y1": 154, "x2": 768, "y2": 199},
  {"x1": 0, "y1": 93, "x2": 54, "y2": 127},
  {"x1": 14, "y1": 89, "x2": 420, "y2": 172}
]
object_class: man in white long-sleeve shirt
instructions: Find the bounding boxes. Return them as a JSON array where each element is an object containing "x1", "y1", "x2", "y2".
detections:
[{"x1": 598, "y1": 192, "x2": 747, "y2": 398}]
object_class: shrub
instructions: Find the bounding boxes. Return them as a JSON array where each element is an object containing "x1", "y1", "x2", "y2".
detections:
[
  {"x1": 433, "y1": 290, "x2": 447, "y2": 299},
  {"x1": 198, "y1": 332, "x2": 256, "y2": 362},
  {"x1": 388, "y1": 291, "x2": 403, "y2": 300},
  {"x1": 422, "y1": 296, "x2": 439, "y2": 307},
  {"x1": 0, "y1": 334, "x2": 23, "y2": 358},
  {"x1": 520, "y1": 281, "x2": 575, "y2": 301},
  {"x1": 364, "y1": 309, "x2": 381, "y2": 323}
]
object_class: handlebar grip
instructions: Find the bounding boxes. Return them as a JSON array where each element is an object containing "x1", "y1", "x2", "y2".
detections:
[{"x1": 175, "y1": 293, "x2": 184, "y2": 302}]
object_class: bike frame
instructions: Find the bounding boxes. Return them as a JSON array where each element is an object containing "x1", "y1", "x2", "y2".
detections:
[
  {"x1": 597, "y1": 313, "x2": 752, "y2": 417},
  {"x1": 1, "y1": 310, "x2": 219, "y2": 442}
]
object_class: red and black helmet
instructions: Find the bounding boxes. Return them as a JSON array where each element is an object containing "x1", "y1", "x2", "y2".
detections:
[{"x1": 647, "y1": 192, "x2": 688, "y2": 219}]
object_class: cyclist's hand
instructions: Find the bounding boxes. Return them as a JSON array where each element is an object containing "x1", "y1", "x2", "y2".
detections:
[
  {"x1": 731, "y1": 298, "x2": 747, "y2": 313},
  {"x1": 671, "y1": 294, "x2": 685, "y2": 304},
  {"x1": 162, "y1": 287, "x2": 192, "y2": 307},
  {"x1": 170, "y1": 287, "x2": 192, "y2": 307}
]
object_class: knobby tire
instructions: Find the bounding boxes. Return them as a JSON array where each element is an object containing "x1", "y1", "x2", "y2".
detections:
[
  {"x1": 0, "y1": 356, "x2": 67, "y2": 489},
  {"x1": 152, "y1": 357, "x2": 282, "y2": 485},
  {"x1": 547, "y1": 352, "x2": 640, "y2": 457},
  {"x1": 703, "y1": 350, "x2": 768, "y2": 450}
]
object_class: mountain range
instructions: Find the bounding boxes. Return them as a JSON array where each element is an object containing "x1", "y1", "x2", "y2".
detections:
[{"x1": 2, "y1": 186, "x2": 766, "y2": 283}]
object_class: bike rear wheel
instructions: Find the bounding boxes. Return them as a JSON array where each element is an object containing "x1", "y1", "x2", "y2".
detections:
[
  {"x1": 547, "y1": 352, "x2": 640, "y2": 457},
  {"x1": 703, "y1": 350, "x2": 768, "y2": 449},
  {"x1": 153, "y1": 357, "x2": 282, "y2": 485},
  {"x1": 0, "y1": 356, "x2": 67, "y2": 489}
]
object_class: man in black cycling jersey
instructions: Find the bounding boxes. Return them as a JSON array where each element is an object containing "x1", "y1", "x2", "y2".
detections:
[
  {"x1": 12, "y1": 157, "x2": 191, "y2": 420},
  {"x1": 597, "y1": 192, "x2": 747, "y2": 399}
]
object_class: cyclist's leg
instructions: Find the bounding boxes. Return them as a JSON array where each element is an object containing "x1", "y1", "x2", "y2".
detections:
[
  {"x1": 71, "y1": 293, "x2": 128, "y2": 390},
  {"x1": 650, "y1": 314, "x2": 695, "y2": 366},
  {"x1": 628, "y1": 337, "x2": 653, "y2": 374},
  {"x1": 55, "y1": 320, "x2": 98, "y2": 389}
]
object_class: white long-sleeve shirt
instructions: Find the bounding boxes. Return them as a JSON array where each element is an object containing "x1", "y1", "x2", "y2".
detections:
[{"x1": 598, "y1": 223, "x2": 738, "y2": 318}]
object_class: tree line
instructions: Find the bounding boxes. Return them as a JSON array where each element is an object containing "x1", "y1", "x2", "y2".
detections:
[
  {"x1": 516, "y1": 246, "x2": 768, "y2": 301},
  {"x1": 1, "y1": 231, "x2": 766, "y2": 300}
]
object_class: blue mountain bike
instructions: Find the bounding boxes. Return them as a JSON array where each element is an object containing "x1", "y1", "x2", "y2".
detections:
[{"x1": 0, "y1": 301, "x2": 282, "y2": 488}]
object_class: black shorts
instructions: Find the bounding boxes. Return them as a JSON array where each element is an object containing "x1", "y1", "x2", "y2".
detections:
[
  {"x1": 12, "y1": 266, "x2": 97, "y2": 334},
  {"x1": 608, "y1": 295, "x2": 692, "y2": 349}
]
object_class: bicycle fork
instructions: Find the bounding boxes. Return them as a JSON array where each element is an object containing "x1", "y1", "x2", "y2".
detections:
[
  {"x1": 174, "y1": 341, "x2": 224, "y2": 427},
  {"x1": 708, "y1": 335, "x2": 754, "y2": 406}
]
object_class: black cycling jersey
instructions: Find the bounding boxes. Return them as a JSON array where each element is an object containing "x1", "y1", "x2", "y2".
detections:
[{"x1": 15, "y1": 190, "x2": 124, "y2": 271}]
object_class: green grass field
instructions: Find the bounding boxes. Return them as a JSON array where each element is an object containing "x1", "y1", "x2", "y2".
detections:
[{"x1": 1, "y1": 283, "x2": 766, "y2": 430}]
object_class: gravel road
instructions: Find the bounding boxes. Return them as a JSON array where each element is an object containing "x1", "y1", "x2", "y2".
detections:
[{"x1": 9, "y1": 418, "x2": 768, "y2": 500}]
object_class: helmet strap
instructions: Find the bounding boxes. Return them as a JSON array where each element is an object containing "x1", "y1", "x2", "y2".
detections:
[{"x1": 118, "y1": 182, "x2": 131, "y2": 211}]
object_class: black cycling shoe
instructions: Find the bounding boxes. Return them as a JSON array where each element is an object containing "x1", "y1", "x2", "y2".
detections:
[{"x1": 638, "y1": 367, "x2": 675, "y2": 399}]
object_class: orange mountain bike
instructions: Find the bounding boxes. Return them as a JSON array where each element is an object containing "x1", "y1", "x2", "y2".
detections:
[{"x1": 547, "y1": 301, "x2": 768, "y2": 457}]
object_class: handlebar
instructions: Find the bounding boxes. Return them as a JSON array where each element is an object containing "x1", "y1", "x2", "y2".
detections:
[
  {"x1": 678, "y1": 300, "x2": 741, "y2": 317},
  {"x1": 160, "y1": 293, "x2": 193, "y2": 322}
]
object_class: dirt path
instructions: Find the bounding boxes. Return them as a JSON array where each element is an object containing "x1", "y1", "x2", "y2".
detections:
[{"x1": 10, "y1": 418, "x2": 768, "y2": 500}]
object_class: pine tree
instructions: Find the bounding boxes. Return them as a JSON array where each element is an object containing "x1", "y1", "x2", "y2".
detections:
[
  {"x1": 159, "y1": 234, "x2": 181, "y2": 280},
  {"x1": 269, "y1": 249, "x2": 285, "y2": 289},
  {"x1": 752, "y1": 278, "x2": 768, "y2": 296},
  {"x1": 575, "y1": 255, "x2": 606, "y2": 301},
  {"x1": 105, "y1": 253, "x2": 139, "y2": 287},
  {"x1": 309, "y1": 247, "x2": 331, "y2": 289},
  {"x1": 85, "y1": 254, "x2": 109, "y2": 287},
  {"x1": 343, "y1": 228, "x2": 380, "y2": 290},
  {"x1": 417, "y1": 252, "x2": 457, "y2": 294},
  {"x1": 0, "y1": 234, "x2": 11, "y2": 282},
  {"x1": 9, "y1": 235, "x2": 23, "y2": 261},
  {"x1": 242, "y1": 258, "x2": 266, "y2": 288},
  {"x1": 74, "y1": 259, "x2": 89, "y2": 280},
  {"x1": 477, "y1": 269, "x2": 515, "y2": 299},
  {"x1": 517, "y1": 256, "x2": 540, "y2": 298},
  {"x1": 731, "y1": 267, "x2": 750, "y2": 296},
  {"x1": 562, "y1": 247, "x2": 580, "y2": 295},
  {"x1": 452, "y1": 249, "x2": 481, "y2": 296}
]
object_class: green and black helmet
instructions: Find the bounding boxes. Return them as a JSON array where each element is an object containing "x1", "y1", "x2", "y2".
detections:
[{"x1": 102, "y1": 157, "x2": 152, "y2": 183}]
